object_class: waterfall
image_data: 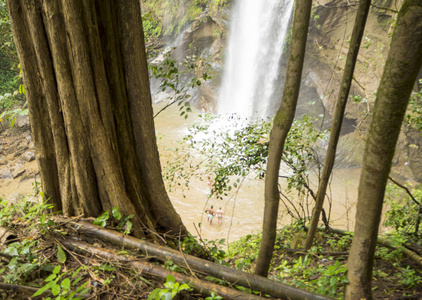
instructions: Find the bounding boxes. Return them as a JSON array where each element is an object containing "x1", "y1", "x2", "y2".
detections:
[{"x1": 217, "y1": 0, "x2": 295, "y2": 119}]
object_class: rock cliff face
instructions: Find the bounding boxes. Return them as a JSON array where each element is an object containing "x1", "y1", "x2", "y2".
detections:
[{"x1": 154, "y1": 0, "x2": 422, "y2": 181}]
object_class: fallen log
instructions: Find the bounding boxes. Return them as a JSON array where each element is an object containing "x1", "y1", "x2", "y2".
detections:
[
  {"x1": 0, "y1": 282, "x2": 89, "y2": 299},
  {"x1": 328, "y1": 227, "x2": 422, "y2": 268},
  {"x1": 0, "y1": 227, "x2": 17, "y2": 245},
  {"x1": 72, "y1": 221, "x2": 333, "y2": 300},
  {"x1": 62, "y1": 238, "x2": 263, "y2": 300},
  {"x1": 0, "y1": 283, "x2": 47, "y2": 297}
]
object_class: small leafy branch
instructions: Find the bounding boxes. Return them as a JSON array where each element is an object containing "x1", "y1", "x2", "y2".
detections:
[
  {"x1": 147, "y1": 275, "x2": 192, "y2": 300},
  {"x1": 150, "y1": 50, "x2": 211, "y2": 119},
  {"x1": 163, "y1": 113, "x2": 327, "y2": 217},
  {"x1": 93, "y1": 206, "x2": 134, "y2": 235},
  {"x1": 32, "y1": 265, "x2": 91, "y2": 300}
]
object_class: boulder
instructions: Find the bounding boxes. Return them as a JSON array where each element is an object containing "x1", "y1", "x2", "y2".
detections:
[
  {"x1": 0, "y1": 169, "x2": 12, "y2": 179},
  {"x1": 20, "y1": 151, "x2": 35, "y2": 162}
]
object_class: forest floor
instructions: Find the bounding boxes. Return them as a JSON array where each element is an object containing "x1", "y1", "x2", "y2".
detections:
[{"x1": 0, "y1": 122, "x2": 421, "y2": 299}]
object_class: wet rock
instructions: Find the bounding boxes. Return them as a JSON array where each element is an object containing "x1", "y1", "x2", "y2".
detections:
[
  {"x1": 12, "y1": 167, "x2": 25, "y2": 179},
  {"x1": 0, "y1": 169, "x2": 12, "y2": 179},
  {"x1": 15, "y1": 115, "x2": 30, "y2": 129},
  {"x1": 13, "y1": 149, "x2": 26, "y2": 158},
  {"x1": 6, "y1": 144, "x2": 17, "y2": 155},
  {"x1": 21, "y1": 151, "x2": 35, "y2": 162},
  {"x1": 0, "y1": 157, "x2": 7, "y2": 166}
]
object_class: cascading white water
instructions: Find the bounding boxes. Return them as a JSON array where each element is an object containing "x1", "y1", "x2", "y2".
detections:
[{"x1": 218, "y1": 0, "x2": 295, "y2": 119}]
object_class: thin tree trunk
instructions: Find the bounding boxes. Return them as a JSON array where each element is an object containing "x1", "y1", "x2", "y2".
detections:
[
  {"x1": 255, "y1": 0, "x2": 312, "y2": 277},
  {"x1": 345, "y1": 1, "x2": 422, "y2": 298},
  {"x1": 304, "y1": 0, "x2": 371, "y2": 250}
]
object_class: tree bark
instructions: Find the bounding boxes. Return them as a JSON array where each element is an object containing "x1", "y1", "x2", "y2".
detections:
[
  {"x1": 255, "y1": 0, "x2": 312, "y2": 277},
  {"x1": 345, "y1": 1, "x2": 422, "y2": 298},
  {"x1": 304, "y1": 0, "x2": 371, "y2": 250},
  {"x1": 6, "y1": 0, "x2": 187, "y2": 237}
]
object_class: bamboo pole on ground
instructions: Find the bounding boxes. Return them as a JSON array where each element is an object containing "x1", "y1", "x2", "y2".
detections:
[
  {"x1": 62, "y1": 238, "x2": 263, "y2": 300},
  {"x1": 71, "y1": 221, "x2": 333, "y2": 300}
]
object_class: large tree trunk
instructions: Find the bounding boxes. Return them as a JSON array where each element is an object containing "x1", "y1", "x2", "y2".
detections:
[
  {"x1": 345, "y1": 1, "x2": 422, "y2": 298},
  {"x1": 304, "y1": 0, "x2": 371, "y2": 250},
  {"x1": 6, "y1": 0, "x2": 187, "y2": 237},
  {"x1": 254, "y1": 0, "x2": 312, "y2": 277}
]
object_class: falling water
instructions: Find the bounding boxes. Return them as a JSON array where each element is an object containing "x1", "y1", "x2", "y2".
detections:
[{"x1": 218, "y1": 0, "x2": 295, "y2": 119}]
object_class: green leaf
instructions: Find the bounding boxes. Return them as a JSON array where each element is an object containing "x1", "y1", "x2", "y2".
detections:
[
  {"x1": 76, "y1": 281, "x2": 90, "y2": 293},
  {"x1": 147, "y1": 289, "x2": 160, "y2": 300},
  {"x1": 61, "y1": 278, "x2": 71, "y2": 290},
  {"x1": 112, "y1": 207, "x2": 121, "y2": 220},
  {"x1": 165, "y1": 275, "x2": 175, "y2": 285},
  {"x1": 93, "y1": 211, "x2": 109, "y2": 227},
  {"x1": 32, "y1": 285, "x2": 50, "y2": 297},
  {"x1": 45, "y1": 274, "x2": 57, "y2": 282},
  {"x1": 99, "y1": 264, "x2": 116, "y2": 272},
  {"x1": 53, "y1": 265, "x2": 61, "y2": 274},
  {"x1": 57, "y1": 244, "x2": 67, "y2": 264},
  {"x1": 51, "y1": 283, "x2": 61, "y2": 296}
]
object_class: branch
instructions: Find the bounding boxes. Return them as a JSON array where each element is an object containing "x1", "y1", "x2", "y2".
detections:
[
  {"x1": 370, "y1": 4, "x2": 399, "y2": 13},
  {"x1": 388, "y1": 176, "x2": 420, "y2": 206}
]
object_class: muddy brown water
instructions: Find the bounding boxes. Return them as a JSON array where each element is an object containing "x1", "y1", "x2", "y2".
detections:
[
  {"x1": 154, "y1": 104, "x2": 377, "y2": 245},
  {"x1": 0, "y1": 104, "x2": 375, "y2": 245}
]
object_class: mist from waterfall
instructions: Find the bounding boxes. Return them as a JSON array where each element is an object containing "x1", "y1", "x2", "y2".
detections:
[{"x1": 217, "y1": 0, "x2": 294, "y2": 119}]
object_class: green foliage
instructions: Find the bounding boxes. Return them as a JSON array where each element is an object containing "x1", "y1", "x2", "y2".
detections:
[
  {"x1": 93, "y1": 207, "x2": 134, "y2": 235},
  {"x1": 0, "y1": 196, "x2": 54, "y2": 228},
  {"x1": 0, "y1": 197, "x2": 58, "y2": 287},
  {"x1": 384, "y1": 183, "x2": 422, "y2": 237},
  {"x1": 165, "y1": 113, "x2": 325, "y2": 216},
  {"x1": 396, "y1": 265, "x2": 422, "y2": 289},
  {"x1": 143, "y1": 11, "x2": 163, "y2": 42},
  {"x1": 0, "y1": 91, "x2": 27, "y2": 127},
  {"x1": 180, "y1": 233, "x2": 202, "y2": 254},
  {"x1": 147, "y1": 275, "x2": 192, "y2": 300},
  {"x1": 205, "y1": 291, "x2": 223, "y2": 300},
  {"x1": 312, "y1": 260, "x2": 348, "y2": 298},
  {"x1": 0, "y1": 0, "x2": 18, "y2": 95},
  {"x1": 32, "y1": 265, "x2": 91, "y2": 300},
  {"x1": 407, "y1": 80, "x2": 422, "y2": 133},
  {"x1": 150, "y1": 51, "x2": 210, "y2": 119},
  {"x1": 179, "y1": 233, "x2": 226, "y2": 263},
  {"x1": 0, "y1": 65, "x2": 27, "y2": 128},
  {"x1": 326, "y1": 232, "x2": 353, "y2": 252},
  {"x1": 1, "y1": 239, "x2": 39, "y2": 284},
  {"x1": 142, "y1": 0, "x2": 228, "y2": 38},
  {"x1": 184, "y1": 115, "x2": 271, "y2": 199}
]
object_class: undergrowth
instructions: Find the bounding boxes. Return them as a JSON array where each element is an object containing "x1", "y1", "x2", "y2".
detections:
[{"x1": 0, "y1": 195, "x2": 421, "y2": 299}]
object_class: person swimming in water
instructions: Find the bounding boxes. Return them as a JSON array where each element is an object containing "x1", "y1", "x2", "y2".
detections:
[
  {"x1": 206, "y1": 205, "x2": 215, "y2": 225},
  {"x1": 216, "y1": 207, "x2": 223, "y2": 225}
]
